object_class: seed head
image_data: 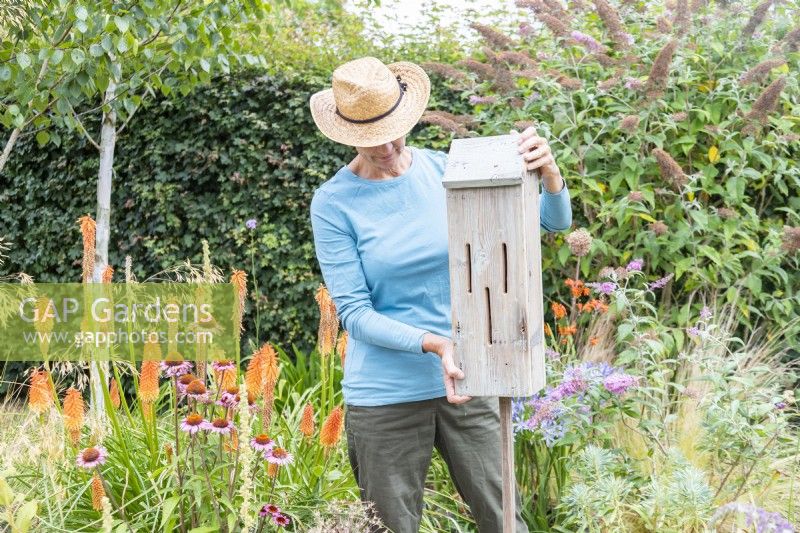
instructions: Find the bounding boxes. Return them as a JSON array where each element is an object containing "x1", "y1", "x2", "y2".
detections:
[{"x1": 566, "y1": 228, "x2": 593, "y2": 257}]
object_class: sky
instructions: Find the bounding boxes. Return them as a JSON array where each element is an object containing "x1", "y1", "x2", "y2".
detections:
[{"x1": 344, "y1": 0, "x2": 525, "y2": 46}]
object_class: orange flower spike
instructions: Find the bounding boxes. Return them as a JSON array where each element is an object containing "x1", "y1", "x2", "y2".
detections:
[
  {"x1": 300, "y1": 402, "x2": 315, "y2": 438},
  {"x1": 261, "y1": 343, "x2": 280, "y2": 384},
  {"x1": 336, "y1": 331, "x2": 349, "y2": 367},
  {"x1": 139, "y1": 360, "x2": 160, "y2": 404},
  {"x1": 28, "y1": 370, "x2": 53, "y2": 414},
  {"x1": 91, "y1": 473, "x2": 106, "y2": 511},
  {"x1": 109, "y1": 378, "x2": 121, "y2": 409},
  {"x1": 267, "y1": 462, "x2": 279, "y2": 478},
  {"x1": 590, "y1": 336, "x2": 599, "y2": 346},
  {"x1": 582, "y1": 287, "x2": 590, "y2": 296},
  {"x1": 543, "y1": 323, "x2": 553, "y2": 337},
  {"x1": 63, "y1": 387, "x2": 85, "y2": 444},
  {"x1": 245, "y1": 345, "x2": 266, "y2": 399},
  {"x1": 320, "y1": 406, "x2": 344, "y2": 448}
]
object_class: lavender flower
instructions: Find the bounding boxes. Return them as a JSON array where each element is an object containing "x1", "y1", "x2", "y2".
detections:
[
  {"x1": 625, "y1": 258, "x2": 644, "y2": 272},
  {"x1": 603, "y1": 373, "x2": 639, "y2": 395},
  {"x1": 246, "y1": 218, "x2": 257, "y2": 230},
  {"x1": 700, "y1": 306, "x2": 712, "y2": 320},
  {"x1": 687, "y1": 326, "x2": 700, "y2": 337}
]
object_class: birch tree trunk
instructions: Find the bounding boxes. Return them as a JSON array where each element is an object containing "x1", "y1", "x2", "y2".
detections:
[{"x1": 89, "y1": 75, "x2": 118, "y2": 416}]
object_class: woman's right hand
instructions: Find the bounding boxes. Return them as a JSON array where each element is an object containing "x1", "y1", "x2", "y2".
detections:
[{"x1": 422, "y1": 333, "x2": 472, "y2": 404}]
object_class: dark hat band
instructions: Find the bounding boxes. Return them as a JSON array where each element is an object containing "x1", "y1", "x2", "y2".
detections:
[{"x1": 335, "y1": 76, "x2": 409, "y2": 124}]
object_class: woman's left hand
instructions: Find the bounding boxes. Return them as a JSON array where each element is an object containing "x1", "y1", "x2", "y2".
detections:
[{"x1": 511, "y1": 126, "x2": 563, "y2": 182}]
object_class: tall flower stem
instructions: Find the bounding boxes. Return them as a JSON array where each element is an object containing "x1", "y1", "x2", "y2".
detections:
[
  {"x1": 249, "y1": 235, "x2": 260, "y2": 344},
  {"x1": 199, "y1": 444, "x2": 226, "y2": 532},
  {"x1": 172, "y1": 376, "x2": 187, "y2": 533}
]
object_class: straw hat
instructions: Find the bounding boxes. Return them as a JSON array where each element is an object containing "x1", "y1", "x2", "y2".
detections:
[{"x1": 309, "y1": 56, "x2": 431, "y2": 148}]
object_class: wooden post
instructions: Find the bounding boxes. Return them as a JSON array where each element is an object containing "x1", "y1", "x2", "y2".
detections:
[{"x1": 499, "y1": 396, "x2": 515, "y2": 533}]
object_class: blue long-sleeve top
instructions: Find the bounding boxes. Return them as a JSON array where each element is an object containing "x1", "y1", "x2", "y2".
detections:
[{"x1": 310, "y1": 146, "x2": 572, "y2": 406}]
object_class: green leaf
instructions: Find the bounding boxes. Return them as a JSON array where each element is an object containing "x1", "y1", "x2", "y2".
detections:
[
  {"x1": 200, "y1": 58, "x2": 210, "y2": 73},
  {"x1": 0, "y1": 66, "x2": 11, "y2": 81},
  {"x1": 71, "y1": 49, "x2": 85, "y2": 65},
  {"x1": 116, "y1": 35, "x2": 129, "y2": 53},
  {"x1": 89, "y1": 43, "x2": 105, "y2": 57},
  {"x1": 17, "y1": 52, "x2": 31, "y2": 70},
  {"x1": 114, "y1": 15, "x2": 130, "y2": 33},
  {"x1": 75, "y1": 5, "x2": 88, "y2": 20},
  {"x1": 0, "y1": 477, "x2": 13, "y2": 506},
  {"x1": 160, "y1": 496, "x2": 180, "y2": 528},
  {"x1": 35, "y1": 131, "x2": 50, "y2": 146},
  {"x1": 102, "y1": 34, "x2": 114, "y2": 52},
  {"x1": 14, "y1": 500, "x2": 38, "y2": 533},
  {"x1": 50, "y1": 49, "x2": 64, "y2": 65}
]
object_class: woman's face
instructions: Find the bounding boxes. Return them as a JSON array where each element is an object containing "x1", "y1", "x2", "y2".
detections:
[{"x1": 355, "y1": 136, "x2": 406, "y2": 170}]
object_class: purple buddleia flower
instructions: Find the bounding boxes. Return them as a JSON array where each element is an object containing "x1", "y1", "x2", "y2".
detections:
[
  {"x1": 587, "y1": 281, "x2": 618, "y2": 295},
  {"x1": 646, "y1": 273, "x2": 674, "y2": 290},
  {"x1": 469, "y1": 95, "x2": 497, "y2": 105},
  {"x1": 603, "y1": 373, "x2": 639, "y2": 395},
  {"x1": 570, "y1": 30, "x2": 603, "y2": 53},
  {"x1": 626, "y1": 258, "x2": 644, "y2": 272},
  {"x1": 519, "y1": 21, "x2": 535, "y2": 37},
  {"x1": 624, "y1": 77, "x2": 644, "y2": 90}
]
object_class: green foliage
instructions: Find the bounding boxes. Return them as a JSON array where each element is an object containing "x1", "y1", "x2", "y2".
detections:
[
  {"x1": 0, "y1": 0, "x2": 272, "y2": 167},
  {"x1": 419, "y1": 0, "x2": 800, "y2": 351}
]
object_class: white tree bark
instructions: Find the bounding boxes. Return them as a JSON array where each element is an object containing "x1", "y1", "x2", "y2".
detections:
[{"x1": 89, "y1": 75, "x2": 118, "y2": 416}]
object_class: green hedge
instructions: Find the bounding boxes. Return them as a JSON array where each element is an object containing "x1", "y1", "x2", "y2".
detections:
[{"x1": 0, "y1": 69, "x2": 470, "y2": 367}]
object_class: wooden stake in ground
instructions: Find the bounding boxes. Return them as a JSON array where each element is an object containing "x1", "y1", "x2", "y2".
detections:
[{"x1": 442, "y1": 134, "x2": 549, "y2": 532}]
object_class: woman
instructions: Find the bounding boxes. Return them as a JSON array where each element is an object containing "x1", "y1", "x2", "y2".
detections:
[{"x1": 308, "y1": 56, "x2": 572, "y2": 533}]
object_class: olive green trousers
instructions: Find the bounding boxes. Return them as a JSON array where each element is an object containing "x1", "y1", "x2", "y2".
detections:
[{"x1": 344, "y1": 395, "x2": 529, "y2": 533}]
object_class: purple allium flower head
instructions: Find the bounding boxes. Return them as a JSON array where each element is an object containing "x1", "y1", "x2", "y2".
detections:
[
  {"x1": 603, "y1": 373, "x2": 639, "y2": 395},
  {"x1": 246, "y1": 218, "x2": 257, "y2": 230},
  {"x1": 626, "y1": 258, "x2": 644, "y2": 272},
  {"x1": 647, "y1": 273, "x2": 674, "y2": 290},
  {"x1": 570, "y1": 30, "x2": 603, "y2": 53}
]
